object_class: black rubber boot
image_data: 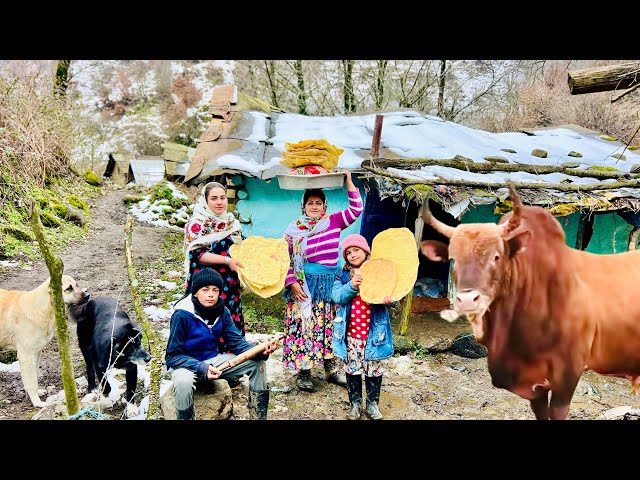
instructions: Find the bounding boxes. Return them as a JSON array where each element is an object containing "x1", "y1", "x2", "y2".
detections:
[
  {"x1": 296, "y1": 369, "x2": 315, "y2": 392},
  {"x1": 365, "y1": 375, "x2": 384, "y2": 420},
  {"x1": 175, "y1": 404, "x2": 195, "y2": 420},
  {"x1": 248, "y1": 388, "x2": 270, "y2": 420},
  {"x1": 345, "y1": 374, "x2": 363, "y2": 420},
  {"x1": 324, "y1": 358, "x2": 347, "y2": 388}
]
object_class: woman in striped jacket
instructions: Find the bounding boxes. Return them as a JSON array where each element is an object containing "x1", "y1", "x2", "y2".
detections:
[{"x1": 282, "y1": 170, "x2": 363, "y2": 392}]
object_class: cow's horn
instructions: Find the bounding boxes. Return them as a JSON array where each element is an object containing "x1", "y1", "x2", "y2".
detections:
[
  {"x1": 507, "y1": 182, "x2": 523, "y2": 217},
  {"x1": 421, "y1": 198, "x2": 455, "y2": 239}
]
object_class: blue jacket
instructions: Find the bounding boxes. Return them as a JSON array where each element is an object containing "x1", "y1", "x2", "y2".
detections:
[
  {"x1": 165, "y1": 295, "x2": 262, "y2": 378},
  {"x1": 331, "y1": 270, "x2": 394, "y2": 361}
]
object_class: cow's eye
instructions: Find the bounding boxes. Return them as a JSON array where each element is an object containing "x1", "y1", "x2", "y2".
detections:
[
  {"x1": 494, "y1": 254, "x2": 500, "y2": 262},
  {"x1": 65, "y1": 285, "x2": 73, "y2": 292}
]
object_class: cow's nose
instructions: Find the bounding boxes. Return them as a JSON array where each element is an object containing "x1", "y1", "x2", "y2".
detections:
[{"x1": 455, "y1": 290, "x2": 480, "y2": 311}]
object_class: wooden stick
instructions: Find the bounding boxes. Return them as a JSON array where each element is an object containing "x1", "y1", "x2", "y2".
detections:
[
  {"x1": 218, "y1": 333, "x2": 285, "y2": 372},
  {"x1": 370, "y1": 114, "x2": 384, "y2": 157}
]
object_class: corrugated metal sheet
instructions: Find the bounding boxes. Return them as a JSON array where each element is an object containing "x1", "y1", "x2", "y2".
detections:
[{"x1": 129, "y1": 158, "x2": 165, "y2": 187}]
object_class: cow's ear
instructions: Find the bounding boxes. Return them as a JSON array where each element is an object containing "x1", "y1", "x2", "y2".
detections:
[
  {"x1": 421, "y1": 240, "x2": 449, "y2": 262},
  {"x1": 507, "y1": 230, "x2": 531, "y2": 257}
]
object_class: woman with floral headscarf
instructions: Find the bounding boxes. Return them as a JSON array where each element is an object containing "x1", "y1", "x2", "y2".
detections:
[
  {"x1": 184, "y1": 182, "x2": 246, "y2": 347},
  {"x1": 282, "y1": 170, "x2": 363, "y2": 392}
]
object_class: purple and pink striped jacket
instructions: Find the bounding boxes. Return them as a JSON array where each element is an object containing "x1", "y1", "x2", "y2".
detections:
[{"x1": 284, "y1": 189, "x2": 363, "y2": 287}]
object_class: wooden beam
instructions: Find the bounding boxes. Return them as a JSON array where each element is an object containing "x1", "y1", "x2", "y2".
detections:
[
  {"x1": 568, "y1": 62, "x2": 640, "y2": 95},
  {"x1": 371, "y1": 114, "x2": 384, "y2": 157}
]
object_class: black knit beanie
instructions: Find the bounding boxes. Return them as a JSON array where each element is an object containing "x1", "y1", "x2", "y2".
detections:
[{"x1": 190, "y1": 268, "x2": 224, "y2": 294}]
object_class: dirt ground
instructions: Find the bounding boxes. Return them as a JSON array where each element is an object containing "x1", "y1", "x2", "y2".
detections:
[{"x1": 1, "y1": 186, "x2": 639, "y2": 421}]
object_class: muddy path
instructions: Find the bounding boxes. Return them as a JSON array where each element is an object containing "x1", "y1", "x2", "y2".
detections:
[{"x1": 1, "y1": 186, "x2": 639, "y2": 421}]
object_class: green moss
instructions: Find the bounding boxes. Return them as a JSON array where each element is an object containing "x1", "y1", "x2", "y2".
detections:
[
  {"x1": 40, "y1": 211, "x2": 61, "y2": 228},
  {"x1": 531, "y1": 149, "x2": 548, "y2": 158},
  {"x1": 629, "y1": 146, "x2": 638, "y2": 151},
  {"x1": 611, "y1": 154, "x2": 627, "y2": 161},
  {"x1": 83, "y1": 170, "x2": 101, "y2": 186},
  {"x1": 483, "y1": 156, "x2": 509, "y2": 163},
  {"x1": 242, "y1": 291, "x2": 286, "y2": 334},
  {"x1": 123, "y1": 194, "x2": 144, "y2": 205},
  {"x1": 404, "y1": 184, "x2": 434, "y2": 202},
  {"x1": 588, "y1": 166, "x2": 620, "y2": 171},
  {"x1": 0, "y1": 350, "x2": 18, "y2": 364},
  {"x1": 174, "y1": 219, "x2": 186, "y2": 228},
  {"x1": 149, "y1": 182, "x2": 185, "y2": 209},
  {"x1": 51, "y1": 202, "x2": 68, "y2": 217},
  {"x1": 567, "y1": 151, "x2": 583, "y2": 158},
  {"x1": 68, "y1": 195, "x2": 89, "y2": 212},
  {"x1": 32, "y1": 190, "x2": 48, "y2": 209},
  {"x1": 1, "y1": 225, "x2": 34, "y2": 241},
  {"x1": 599, "y1": 135, "x2": 616, "y2": 141}
]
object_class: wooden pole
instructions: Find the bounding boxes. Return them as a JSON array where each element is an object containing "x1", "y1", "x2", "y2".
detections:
[
  {"x1": 29, "y1": 201, "x2": 80, "y2": 416},
  {"x1": 371, "y1": 114, "x2": 384, "y2": 158},
  {"x1": 124, "y1": 216, "x2": 164, "y2": 420},
  {"x1": 567, "y1": 62, "x2": 640, "y2": 95}
]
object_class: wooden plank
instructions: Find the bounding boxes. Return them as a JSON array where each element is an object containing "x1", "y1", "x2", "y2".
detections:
[{"x1": 200, "y1": 118, "x2": 223, "y2": 142}]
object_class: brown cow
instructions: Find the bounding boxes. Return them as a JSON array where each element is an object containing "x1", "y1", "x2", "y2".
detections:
[{"x1": 420, "y1": 183, "x2": 640, "y2": 420}]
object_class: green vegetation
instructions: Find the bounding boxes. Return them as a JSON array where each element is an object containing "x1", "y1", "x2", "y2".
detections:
[
  {"x1": 588, "y1": 166, "x2": 620, "y2": 171},
  {"x1": 149, "y1": 181, "x2": 187, "y2": 209},
  {"x1": 83, "y1": 170, "x2": 101, "y2": 186},
  {"x1": 68, "y1": 195, "x2": 89, "y2": 212}
]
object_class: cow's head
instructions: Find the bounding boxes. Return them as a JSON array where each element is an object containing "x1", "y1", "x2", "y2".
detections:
[{"x1": 420, "y1": 184, "x2": 532, "y2": 340}]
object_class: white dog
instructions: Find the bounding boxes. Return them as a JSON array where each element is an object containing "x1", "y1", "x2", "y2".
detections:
[{"x1": 0, "y1": 275, "x2": 86, "y2": 407}]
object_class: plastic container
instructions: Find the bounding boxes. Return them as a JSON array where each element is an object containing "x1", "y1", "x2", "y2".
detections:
[{"x1": 276, "y1": 173, "x2": 345, "y2": 190}]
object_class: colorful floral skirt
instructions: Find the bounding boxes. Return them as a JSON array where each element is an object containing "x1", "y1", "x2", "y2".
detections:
[
  {"x1": 344, "y1": 336, "x2": 383, "y2": 377},
  {"x1": 282, "y1": 299, "x2": 337, "y2": 371}
]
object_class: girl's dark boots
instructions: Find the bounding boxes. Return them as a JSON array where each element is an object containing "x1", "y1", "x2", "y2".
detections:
[
  {"x1": 176, "y1": 403, "x2": 195, "y2": 420},
  {"x1": 345, "y1": 374, "x2": 363, "y2": 420},
  {"x1": 365, "y1": 375, "x2": 384, "y2": 420},
  {"x1": 324, "y1": 357, "x2": 347, "y2": 388},
  {"x1": 248, "y1": 388, "x2": 270, "y2": 420},
  {"x1": 296, "y1": 369, "x2": 315, "y2": 391}
]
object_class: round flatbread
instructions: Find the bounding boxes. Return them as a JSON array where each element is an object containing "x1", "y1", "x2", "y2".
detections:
[
  {"x1": 359, "y1": 258, "x2": 398, "y2": 304},
  {"x1": 370, "y1": 227, "x2": 420, "y2": 300}
]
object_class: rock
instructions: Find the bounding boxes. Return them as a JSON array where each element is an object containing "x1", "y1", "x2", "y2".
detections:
[
  {"x1": 631, "y1": 164, "x2": 640, "y2": 173},
  {"x1": 611, "y1": 153, "x2": 627, "y2": 161},
  {"x1": 500, "y1": 148, "x2": 517, "y2": 154},
  {"x1": 423, "y1": 336, "x2": 452, "y2": 353},
  {"x1": 64, "y1": 205, "x2": 86, "y2": 227},
  {"x1": 567, "y1": 151, "x2": 583, "y2": 158},
  {"x1": 599, "y1": 406, "x2": 640, "y2": 420},
  {"x1": 531, "y1": 149, "x2": 548, "y2": 158},
  {"x1": 450, "y1": 333, "x2": 487, "y2": 359},
  {"x1": 561, "y1": 161, "x2": 582, "y2": 168},
  {"x1": 160, "y1": 379, "x2": 233, "y2": 420}
]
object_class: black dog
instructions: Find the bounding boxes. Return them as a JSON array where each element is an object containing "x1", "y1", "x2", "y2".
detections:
[{"x1": 67, "y1": 295, "x2": 151, "y2": 405}]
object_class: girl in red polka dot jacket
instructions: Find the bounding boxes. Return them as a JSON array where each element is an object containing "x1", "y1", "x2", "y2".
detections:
[{"x1": 331, "y1": 234, "x2": 396, "y2": 420}]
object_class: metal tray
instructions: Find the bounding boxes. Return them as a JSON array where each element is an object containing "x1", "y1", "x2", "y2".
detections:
[{"x1": 276, "y1": 173, "x2": 345, "y2": 190}]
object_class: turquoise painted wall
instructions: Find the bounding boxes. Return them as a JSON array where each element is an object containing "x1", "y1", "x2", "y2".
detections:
[
  {"x1": 460, "y1": 203, "x2": 581, "y2": 248},
  {"x1": 585, "y1": 212, "x2": 633, "y2": 254},
  {"x1": 235, "y1": 177, "x2": 366, "y2": 254}
]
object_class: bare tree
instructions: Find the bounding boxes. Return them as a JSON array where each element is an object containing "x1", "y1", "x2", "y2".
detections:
[
  {"x1": 437, "y1": 60, "x2": 446, "y2": 117},
  {"x1": 342, "y1": 60, "x2": 356, "y2": 113},
  {"x1": 264, "y1": 60, "x2": 280, "y2": 108},
  {"x1": 374, "y1": 60, "x2": 388, "y2": 109},
  {"x1": 293, "y1": 60, "x2": 307, "y2": 115},
  {"x1": 53, "y1": 60, "x2": 71, "y2": 98}
]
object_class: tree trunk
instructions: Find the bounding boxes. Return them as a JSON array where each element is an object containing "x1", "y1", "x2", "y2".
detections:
[
  {"x1": 374, "y1": 60, "x2": 387, "y2": 109},
  {"x1": 362, "y1": 164, "x2": 640, "y2": 191},
  {"x1": 568, "y1": 62, "x2": 640, "y2": 94},
  {"x1": 53, "y1": 60, "x2": 71, "y2": 98},
  {"x1": 342, "y1": 60, "x2": 355, "y2": 114},
  {"x1": 364, "y1": 156, "x2": 640, "y2": 180},
  {"x1": 264, "y1": 60, "x2": 279, "y2": 108},
  {"x1": 437, "y1": 60, "x2": 446, "y2": 117},
  {"x1": 294, "y1": 60, "x2": 307, "y2": 115},
  {"x1": 124, "y1": 216, "x2": 164, "y2": 420},
  {"x1": 29, "y1": 201, "x2": 79, "y2": 416}
]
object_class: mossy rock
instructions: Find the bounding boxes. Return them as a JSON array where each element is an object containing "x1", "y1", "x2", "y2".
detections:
[
  {"x1": 561, "y1": 161, "x2": 582, "y2": 168},
  {"x1": 83, "y1": 170, "x2": 101, "y2": 186},
  {"x1": 599, "y1": 135, "x2": 616, "y2": 141},
  {"x1": 531, "y1": 149, "x2": 548, "y2": 158},
  {"x1": 588, "y1": 166, "x2": 619, "y2": 172},
  {"x1": 393, "y1": 335, "x2": 416, "y2": 356},
  {"x1": 2, "y1": 225, "x2": 34, "y2": 242},
  {"x1": 32, "y1": 191, "x2": 48, "y2": 209},
  {"x1": 567, "y1": 151, "x2": 583, "y2": 158},
  {"x1": 631, "y1": 164, "x2": 640, "y2": 173},
  {"x1": 403, "y1": 184, "x2": 434, "y2": 202},
  {"x1": 40, "y1": 211, "x2": 61, "y2": 228},
  {"x1": 484, "y1": 156, "x2": 509, "y2": 163},
  {"x1": 629, "y1": 145, "x2": 638, "y2": 151},
  {"x1": 500, "y1": 148, "x2": 517, "y2": 154},
  {"x1": 64, "y1": 205, "x2": 86, "y2": 227},
  {"x1": 68, "y1": 195, "x2": 89, "y2": 212},
  {"x1": 123, "y1": 194, "x2": 145, "y2": 205},
  {"x1": 51, "y1": 202, "x2": 67, "y2": 217},
  {"x1": 611, "y1": 154, "x2": 627, "y2": 161}
]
